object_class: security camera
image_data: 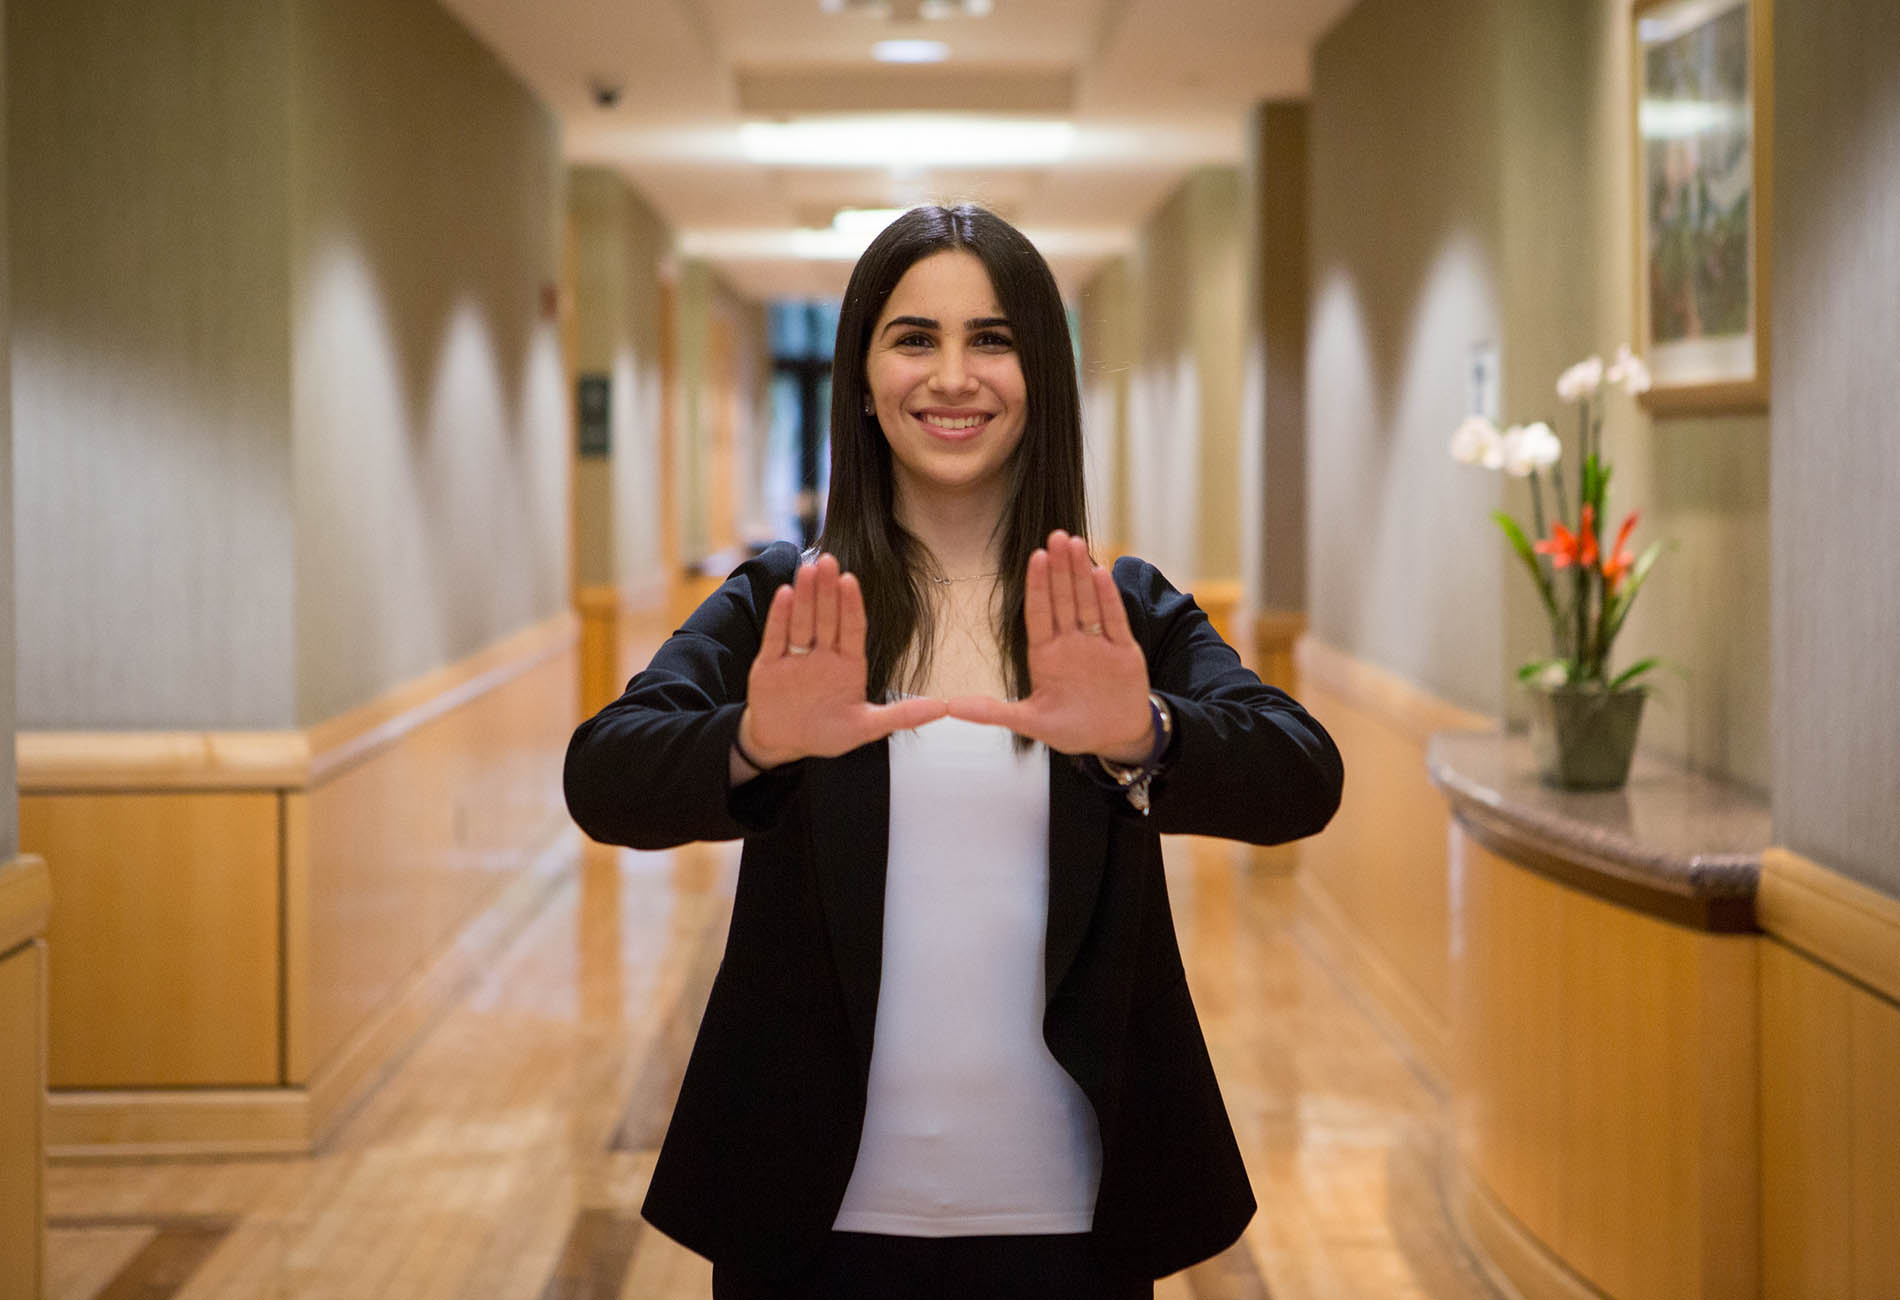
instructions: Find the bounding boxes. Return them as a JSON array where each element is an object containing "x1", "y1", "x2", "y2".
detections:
[{"x1": 589, "y1": 79, "x2": 623, "y2": 109}]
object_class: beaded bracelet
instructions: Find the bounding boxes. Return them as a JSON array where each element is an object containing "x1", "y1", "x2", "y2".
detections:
[{"x1": 1094, "y1": 692, "x2": 1173, "y2": 813}]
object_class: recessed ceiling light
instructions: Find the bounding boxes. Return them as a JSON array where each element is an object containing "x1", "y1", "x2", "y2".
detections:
[
  {"x1": 873, "y1": 39, "x2": 950, "y2": 63},
  {"x1": 739, "y1": 118, "x2": 1074, "y2": 167}
]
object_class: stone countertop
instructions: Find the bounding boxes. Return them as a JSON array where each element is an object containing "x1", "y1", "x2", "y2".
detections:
[{"x1": 1427, "y1": 730, "x2": 1773, "y2": 904}]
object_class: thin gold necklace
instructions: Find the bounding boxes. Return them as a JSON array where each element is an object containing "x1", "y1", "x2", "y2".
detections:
[{"x1": 928, "y1": 571, "x2": 1000, "y2": 585}]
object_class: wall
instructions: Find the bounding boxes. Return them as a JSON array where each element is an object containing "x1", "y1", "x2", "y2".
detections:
[
  {"x1": 1246, "y1": 102, "x2": 1309, "y2": 617},
  {"x1": 1307, "y1": 0, "x2": 1771, "y2": 789},
  {"x1": 673, "y1": 259, "x2": 768, "y2": 567},
  {"x1": 291, "y1": 0, "x2": 568, "y2": 725},
  {"x1": 568, "y1": 168, "x2": 671, "y2": 597},
  {"x1": 1085, "y1": 167, "x2": 1246, "y2": 587},
  {"x1": 1770, "y1": 0, "x2": 1900, "y2": 895},
  {"x1": 1307, "y1": 0, "x2": 1509, "y2": 715},
  {"x1": 9, "y1": 0, "x2": 296, "y2": 729},
  {"x1": 1078, "y1": 257, "x2": 1131, "y2": 549},
  {"x1": 1577, "y1": 0, "x2": 1771, "y2": 789}
]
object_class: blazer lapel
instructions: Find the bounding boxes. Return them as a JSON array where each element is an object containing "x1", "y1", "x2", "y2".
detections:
[
  {"x1": 805, "y1": 740, "x2": 890, "y2": 1064},
  {"x1": 1045, "y1": 753, "x2": 1111, "y2": 999}
]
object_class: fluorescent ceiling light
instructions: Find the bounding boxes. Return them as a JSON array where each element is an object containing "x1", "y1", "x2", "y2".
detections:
[
  {"x1": 739, "y1": 118, "x2": 1074, "y2": 167},
  {"x1": 831, "y1": 207, "x2": 908, "y2": 238},
  {"x1": 873, "y1": 39, "x2": 950, "y2": 63}
]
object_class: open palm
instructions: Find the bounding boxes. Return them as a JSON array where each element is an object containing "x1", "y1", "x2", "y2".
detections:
[
  {"x1": 946, "y1": 531, "x2": 1153, "y2": 762},
  {"x1": 740, "y1": 553, "x2": 947, "y2": 768}
]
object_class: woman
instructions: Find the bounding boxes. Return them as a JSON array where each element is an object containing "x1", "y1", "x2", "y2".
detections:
[{"x1": 564, "y1": 205, "x2": 1342, "y2": 1299}]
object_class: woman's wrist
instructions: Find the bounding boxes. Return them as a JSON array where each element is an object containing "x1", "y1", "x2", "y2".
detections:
[{"x1": 1096, "y1": 698, "x2": 1160, "y2": 766}]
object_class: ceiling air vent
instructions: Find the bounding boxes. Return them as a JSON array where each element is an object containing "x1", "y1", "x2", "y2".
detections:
[{"x1": 819, "y1": 0, "x2": 994, "y2": 19}]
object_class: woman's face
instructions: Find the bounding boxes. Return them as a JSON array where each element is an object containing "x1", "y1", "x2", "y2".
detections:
[{"x1": 865, "y1": 250, "x2": 1028, "y2": 510}]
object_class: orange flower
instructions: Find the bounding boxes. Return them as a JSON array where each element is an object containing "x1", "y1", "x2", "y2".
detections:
[
  {"x1": 1535, "y1": 504, "x2": 1599, "y2": 570},
  {"x1": 1602, "y1": 511, "x2": 1639, "y2": 589}
]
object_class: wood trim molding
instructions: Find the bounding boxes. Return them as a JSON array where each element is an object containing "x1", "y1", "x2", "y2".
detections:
[
  {"x1": 47, "y1": 1088, "x2": 312, "y2": 1162},
  {"x1": 0, "y1": 856, "x2": 52, "y2": 956},
  {"x1": 1758, "y1": 847, "x2": 1900, "y2": 1006},
  {"x1": 1294, "y1": 636, "x2": 1494, "y2": 745},
  {"x1": 17, "y1": 732, "x2": 311, "y2": 793},
  {"x1": 306, "y1": 610, "x2": 579, "y2": 783},
  {"x1": 17, "y1": 611, "x2": 579, "y2": 793}
]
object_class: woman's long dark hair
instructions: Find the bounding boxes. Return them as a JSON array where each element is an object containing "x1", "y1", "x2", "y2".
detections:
[{"x1": 817, "y1": 204, "x2": 1090, "y2": 706}]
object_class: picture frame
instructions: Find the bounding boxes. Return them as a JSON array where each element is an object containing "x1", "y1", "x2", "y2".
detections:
[{"x1": 1631, "y1": 0, "x2": 1772, "y2": 414}]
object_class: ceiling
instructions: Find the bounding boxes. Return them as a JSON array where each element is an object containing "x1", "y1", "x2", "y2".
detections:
[{"x1": 439, "y1": 0, "x2": 1361, "y2": 300}]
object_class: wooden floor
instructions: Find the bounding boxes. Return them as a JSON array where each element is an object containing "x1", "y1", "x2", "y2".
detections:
[{"x1": 45, "y1": 835, "x2": 1501, "y2": 1300}]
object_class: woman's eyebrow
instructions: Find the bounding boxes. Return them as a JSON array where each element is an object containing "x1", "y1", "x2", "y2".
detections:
[
  {"x1": 880, "y1": 315, "x2": 938, "y2": 336},
  {"x1": 967, "y1": 316, "x2": 1011, "y2": 330}
]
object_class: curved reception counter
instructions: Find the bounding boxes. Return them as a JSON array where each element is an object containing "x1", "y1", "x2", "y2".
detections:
[{"x1": 1428, "y1": 731, "x2": 1771, "y2": 1300}]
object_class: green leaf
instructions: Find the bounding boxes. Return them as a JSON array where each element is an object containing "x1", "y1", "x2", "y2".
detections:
[
  {"x1": 1609, "y1": 656, "x2": 1662, "y2": 690},
  {"x1": 1600, "y1": 538, "x2": 1670, "y2": 650},
  {"x1": 1491, "y1": 510, "x2": 1559, "y2": 622}
]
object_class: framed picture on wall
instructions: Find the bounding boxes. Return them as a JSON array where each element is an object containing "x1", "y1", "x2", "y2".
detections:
[{"x1": 1632, "y1": 0, "x2": 1772, "y2": 414}]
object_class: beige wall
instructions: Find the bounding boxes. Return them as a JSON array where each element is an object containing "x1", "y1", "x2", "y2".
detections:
[
  {"x1": 1308, "y1": 0, "x2": 1771, "y2": 787},
  {"x1": 1246, "y1": 102, "x2": 1309, "y2": 615},
  {"x1": 673, "y1": 259, "x2": 769, "y2": 567},
  {"x1": 1771, "y1": 0, "x2": 1900, "y2": 894},
  {"x1": 290, "y1": 0, "x2": 568, "y2": 725},
  {"x1": 1079, "y1": 257, "x2": 1131, "y2": 549},
  {"x1": 9, "y1": 0, "x2": 297, "y2": 729},
  {"x1": 569, "y1": 168, "x2": 671, "y2": 596},
  {"x1": 1084, "y1": 167, "x2": 1246, "y2": 585}
]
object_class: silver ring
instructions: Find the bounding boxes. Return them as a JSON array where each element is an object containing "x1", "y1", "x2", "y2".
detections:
[
  {"x1": 1083, "y1": 622, "x2": 1104, "y2": 636},
  {"x1": 786, "y1": 643, "x2": 814, "y2": 656}
]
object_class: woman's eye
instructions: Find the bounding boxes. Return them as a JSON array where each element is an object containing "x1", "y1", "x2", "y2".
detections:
[
  {"x1": 973, "y1": 331, "x2": 1015, "y2": 350},
  {"x1": 894, "y1": 332, "x2": 934, "y2": 349}
]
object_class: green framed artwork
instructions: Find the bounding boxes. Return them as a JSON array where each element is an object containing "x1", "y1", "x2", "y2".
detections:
[{"x1": 1633, "y1": 0, "x2": 1772, "y2": 414}]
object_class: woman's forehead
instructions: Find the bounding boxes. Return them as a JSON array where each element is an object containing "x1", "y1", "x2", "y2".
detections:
[{"x1": 877, "y1": 250, "x2": 1003, "y2": 323}]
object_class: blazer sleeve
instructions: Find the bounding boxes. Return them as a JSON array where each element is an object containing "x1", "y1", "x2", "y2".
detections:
[
  {"x1": 563, "y1": 542, "x2": 808, "y2": 850},
  {"x1": 1113, "y1": 556, "x2": 1343, "y2": 846}
]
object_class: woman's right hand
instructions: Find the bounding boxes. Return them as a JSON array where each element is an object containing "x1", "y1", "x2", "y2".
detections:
[{"x1": 735, "y1": 553, "x2": 947, "y2": 774}]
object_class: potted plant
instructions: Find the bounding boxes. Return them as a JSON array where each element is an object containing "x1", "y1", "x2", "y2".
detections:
[{"x1": 1451, "y1": 347, "x2": 1668, "y2": 789}]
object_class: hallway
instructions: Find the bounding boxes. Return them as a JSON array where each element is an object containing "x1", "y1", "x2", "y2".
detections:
[{"x1": 44, "y1": 833, "x2": 1494, "y2": 1300}]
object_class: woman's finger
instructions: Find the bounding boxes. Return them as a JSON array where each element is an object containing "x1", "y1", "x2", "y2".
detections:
[
  {"x1": 787, "y1": 561, "x2": 817, "y2": 652},
  {"x1": 761, "y1": 583, "x2": 794, "y2": 658},
  {"x1": 1069, "y1": 536, "x2": 1104, "y2": 635},
  {"x1": 943, "y1": 694, "x2": 1028, "y2": 731},
  {"x1": 814, "y1": 553, "x2": 841, "y2": 652},
  {"x1": 1023, "y1": 548, "x2": 1054, "y2": 645},
  {"x1": 838, "y1": 571, "x2": 868, "y2": 658},
  {"x1": 1092, "y1": 567, "x2": 1136, "y2": 645},
  {"x1": 1046, "y1": 530, "x2": 1077, "y2": 631},
  {"x1": 868, "y1": 696, "x2": 951, "y2": 736}
]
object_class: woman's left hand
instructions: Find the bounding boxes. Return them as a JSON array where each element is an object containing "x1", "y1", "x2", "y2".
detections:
[{"x1": 945, "y1": 531, "x2": 1154, "y2": 763}]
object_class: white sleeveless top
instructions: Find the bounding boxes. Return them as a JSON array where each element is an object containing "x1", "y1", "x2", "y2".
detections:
[{"x1": 832, "y1": 715, "x2": 1102, "y2": 1236}]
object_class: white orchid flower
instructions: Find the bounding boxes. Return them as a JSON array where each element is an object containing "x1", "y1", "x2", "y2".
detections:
[
  {"x1": 1450, "y1": 415, "x2": 1501, "y2": 466},
  {"x1": 1501, "y1": 421, "x2": 1562, "y2": 477},
  {"x1": 1606, "y1": 344, "x2": 1652, "y2": 395},
  {"x1": 1556, "y1": 355, "x2": 1605, "y2": 403}
]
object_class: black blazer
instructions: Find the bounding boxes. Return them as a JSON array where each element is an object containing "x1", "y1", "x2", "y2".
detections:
[{"x1": 563, "y1": 543, "x2": 1343, "y2": 1282}]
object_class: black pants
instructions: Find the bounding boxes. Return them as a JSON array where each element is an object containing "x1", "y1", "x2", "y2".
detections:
[{"x1": 711, "y1": 1232, "x2": 1153, "y2": 1300}]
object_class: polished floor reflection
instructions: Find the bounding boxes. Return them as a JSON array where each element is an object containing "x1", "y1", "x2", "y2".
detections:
[{"x1": 46, "y1": 834, "x2": 1497, "y2": 1299}]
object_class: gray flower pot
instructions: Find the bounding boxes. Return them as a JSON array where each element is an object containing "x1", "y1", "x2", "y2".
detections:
[{"x1": 1524, "y1": 684, "x2": 1647, "y2": 790}]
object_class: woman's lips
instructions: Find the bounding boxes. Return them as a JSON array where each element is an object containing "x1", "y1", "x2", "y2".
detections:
[{"x1": 912, "y1": 410, "x2": 992, "y2": 441}]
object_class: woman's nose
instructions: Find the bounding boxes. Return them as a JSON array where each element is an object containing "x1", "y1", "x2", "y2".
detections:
[{"x1": 929, "y1": 344, "x2": 978, "y2": 394}]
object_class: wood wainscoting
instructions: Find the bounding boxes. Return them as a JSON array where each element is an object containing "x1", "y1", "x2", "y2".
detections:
[
  {"x1": 1757, "y1": 847, "x2": 1900, "y2": 1298},
  {"x1": 0, "y1": 855, "x2": 52, "y2": 1300},
  {"x1": 18, "y1": 613, "x2": 581, "y2": 1159},
  {"x1": 1453, "y1": 829, "x2": 1759, "y2": 1300},
  {"x1": 1290, "y1": 638, "x2": 1492, "y2": 1084}
]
